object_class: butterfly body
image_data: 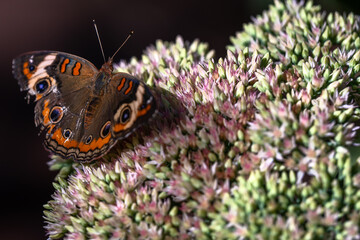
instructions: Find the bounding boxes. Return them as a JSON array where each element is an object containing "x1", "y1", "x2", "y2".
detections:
[{"x1": 13, "y1": 51, "x2": 156, "y2": 162}]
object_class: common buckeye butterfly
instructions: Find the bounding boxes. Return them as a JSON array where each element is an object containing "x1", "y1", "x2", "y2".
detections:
[{"x1": 12, "y1": 24, "x2": 156, "y2": 162}]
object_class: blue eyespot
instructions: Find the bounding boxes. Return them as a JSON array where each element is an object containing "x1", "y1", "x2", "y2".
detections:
[
  {"x1": 29, "y1": 65, "x2": 35, "y2": 71},
  {"x1": 121, "y1": 107, "x2": 131, "y2": 123},
  {"x1": 50, "y1": 107, "x2": 63, "y2": 123},
  {"x1": 85, "y1": 135, "x2": 93, "y2": 144},
  {"x1": 36, "y1": 79, "x2": 50, "y2": 94},
  {"x1": 139, "y1": 103, "x2": 146, "y2": 109},
  {"x1": 63, "y1": 129, "x2": 71, "y2": 138},
  {"x1": 100, "y1": 121, "x2": 111, "y2": 138}
]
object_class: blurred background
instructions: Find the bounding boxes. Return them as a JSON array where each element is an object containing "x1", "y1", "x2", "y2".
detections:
[{"x1": 1, "y1": 0, "x2": 359, "y2": 239}]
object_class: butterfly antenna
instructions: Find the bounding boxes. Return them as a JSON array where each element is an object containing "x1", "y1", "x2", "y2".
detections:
[
  {"x1": 93, "y1": 20, "x2": 106, "y2": 63},
  {"x1": 110, "y1": 30, "x2": 134, "y2": 61}
]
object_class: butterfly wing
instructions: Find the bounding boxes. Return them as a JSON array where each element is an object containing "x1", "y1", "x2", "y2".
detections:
[
  {"x1": 42, "y1": 90, "x2": 115, "y2": 162},
  {"x1": 107, "y1": 73, "x2": 157, "y2": 139},
  {"x1": 12, "y1": 51, "x2": 99, "y2": 100},
  {"x1": 13, "y1": 51, "x2": 99, "y2": 160}
]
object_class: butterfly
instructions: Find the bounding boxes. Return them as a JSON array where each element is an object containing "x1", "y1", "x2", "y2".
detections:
[{"x1": 12, "y1": 27, "x2": 156, "y2": 162}]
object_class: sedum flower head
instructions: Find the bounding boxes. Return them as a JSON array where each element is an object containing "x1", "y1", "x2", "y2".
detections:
[{"x1": 45, "y1": 1, "x2": 360, "y2": 239}]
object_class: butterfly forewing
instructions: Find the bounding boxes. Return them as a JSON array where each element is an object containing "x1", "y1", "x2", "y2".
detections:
[
  {"x1": 107, "y1": 73, "x2": 157, "y2": 139},
  {"x1": 12, "y1": 51, "x2": 99, "y2": 98}
]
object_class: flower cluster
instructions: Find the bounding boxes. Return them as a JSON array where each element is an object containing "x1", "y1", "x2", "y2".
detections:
[{"x1": 44, "y1": 1, "x2": 360, "y2": 239}]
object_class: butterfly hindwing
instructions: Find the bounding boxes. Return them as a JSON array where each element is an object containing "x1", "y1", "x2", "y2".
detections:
[{"x1": 43, "y1": 89, "x2": 116, "y2": 162}]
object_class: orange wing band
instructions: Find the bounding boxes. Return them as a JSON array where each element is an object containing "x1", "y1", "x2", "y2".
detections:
[
  {"x1": 60, "y1": 59, "x2": 70, "y2": 73},
  {"x1": 117, "y1": 78, "x2": 126, "y2": 91},
  {"x1": 51, "y1": 128, "x2": 111, "y2": 152},
  {"x1": 72, "y1": 62, "x2": 82, "y2": 76},
  {"x1": 124, "y1": 81, "x2": 133, "y2": 95}
]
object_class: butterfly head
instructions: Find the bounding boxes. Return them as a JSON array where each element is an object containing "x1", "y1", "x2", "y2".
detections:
[{"x1": 99, "y1": 59, "x2": 114, "y2": 75}]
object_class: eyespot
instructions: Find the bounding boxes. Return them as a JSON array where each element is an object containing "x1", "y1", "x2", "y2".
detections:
[
  {"x1": 35, "y1": 78, "x2": 50, "y2": 94},
  {"x1": 63, "y1": 129, "x2": 72, "y2": 139},
  {"x1": 50, "y1": 106, "x2": 64, "y2": 123},
  {"x1": 120, "y1": 106, "x2": 131, "y2": 124},
  {"x1": 100, "y1": 121, "x2": 111, "y2": 138},
  {"x1": 29, "y1": 64, "x2": 35, "y2": 71},
  {"x1": 139, "y1": 103, "x2": 146, "y2": 110},
  {"x1": 85, "y1": 135, "x2": 93, "y2": 145}
]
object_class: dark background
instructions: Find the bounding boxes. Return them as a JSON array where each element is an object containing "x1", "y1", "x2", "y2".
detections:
[{"x1": 1, "y1": 0, "x2": 359, "y2": 239}]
